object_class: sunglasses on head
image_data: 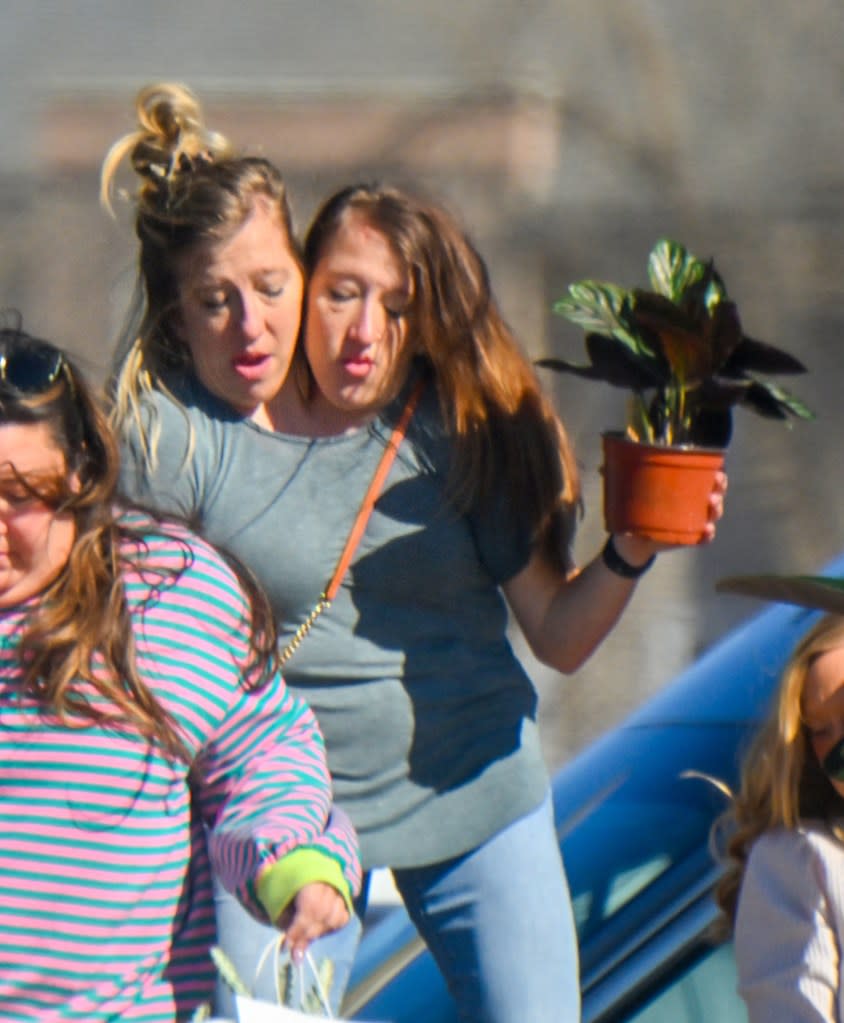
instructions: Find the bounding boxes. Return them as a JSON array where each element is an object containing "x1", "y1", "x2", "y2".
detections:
[{"x1": 0, "y1": 334, "x2": 67, "y2": 397}]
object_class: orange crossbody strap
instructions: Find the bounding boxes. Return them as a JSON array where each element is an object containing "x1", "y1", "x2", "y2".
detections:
[
  {"x1": 324, "y1": 377, "x2": 425, "y2": 599},
  {"x1": 279, "y1": 377, "x2": 425, "y2": 666}
]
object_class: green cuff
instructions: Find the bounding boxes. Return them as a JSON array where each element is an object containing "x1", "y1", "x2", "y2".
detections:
[{"x1": 256, "y1": 848, "x2": 352, "y2": 925}]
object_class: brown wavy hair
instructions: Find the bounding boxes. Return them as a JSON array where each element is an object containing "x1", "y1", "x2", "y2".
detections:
[
  {"x1": 1, "y1": 320, "x2": 279, "y2": 762},
  {"x1": 301, "y1": 183, "x2": 582, "y2": 572},
  {"x1": 101, "y1": 81, "x2": 301, "y2": 465},
  {"x1": 713, "y1": 612, "x2": 844, "y2": 934}
]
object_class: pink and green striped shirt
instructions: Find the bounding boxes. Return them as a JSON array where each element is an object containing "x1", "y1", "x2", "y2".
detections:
[{"x1": 0, "y1": 514, "x2": 360, "y2": 1021}]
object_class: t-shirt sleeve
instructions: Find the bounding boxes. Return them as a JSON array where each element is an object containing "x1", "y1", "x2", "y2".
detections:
[
  {"x1": 396, "y1": 382, "x2": 535, "y2": 584},
  {"x1": 117, "y1": 387, "x2": 204, "y2": 521},
  {"x1": 734, "y1": 828, "x2": 840, "y2": 1023},
  {"x1": 466, "y1": 484, "x2": 535, "y2": 584}
]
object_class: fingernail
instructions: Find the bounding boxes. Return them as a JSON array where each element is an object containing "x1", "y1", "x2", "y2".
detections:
[{"x1": 292, "y1": 947, "x2": 304, "y2": 965}]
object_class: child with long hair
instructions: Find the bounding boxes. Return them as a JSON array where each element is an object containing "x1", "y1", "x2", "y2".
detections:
[{"x1": 715, "y1": 612, "x2": 844, "y2": 1022}]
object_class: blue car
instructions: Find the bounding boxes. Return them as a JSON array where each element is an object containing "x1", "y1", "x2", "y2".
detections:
[{"x1": 343, "y1": 556, "x2": 844, "y2": 1022}]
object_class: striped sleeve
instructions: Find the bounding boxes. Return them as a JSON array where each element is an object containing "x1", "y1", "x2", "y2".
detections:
[{"x1": 125, "y1": 523, "x2": 361, "y2": 918}]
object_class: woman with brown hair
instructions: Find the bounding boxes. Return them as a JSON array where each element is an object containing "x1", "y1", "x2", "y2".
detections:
[
  {"x1": 107, "y1": 82, "x2": 726, "y2": 1022},
  {"x1": 0, "y1": 316, "x2": 359, "y2": 1022}
]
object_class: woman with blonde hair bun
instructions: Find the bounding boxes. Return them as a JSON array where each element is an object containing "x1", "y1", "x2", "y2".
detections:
[
  {"x1": 102, "y1": 83, "x2": 362, "y2": 1017},
  {"x1": 714, "y1": 612, "x2": 844, "y2": 1022},
  {"x1": 108, "y1": 81, "x2": 727, "y2": 1022},
  {"x1": 102, "y1": 81, "x2": 304, "y2": 450}
]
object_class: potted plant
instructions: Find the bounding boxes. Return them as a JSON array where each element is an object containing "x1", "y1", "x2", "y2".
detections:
[{"x1": 537, "y1": 238, "x2": 814, "y2": 543}]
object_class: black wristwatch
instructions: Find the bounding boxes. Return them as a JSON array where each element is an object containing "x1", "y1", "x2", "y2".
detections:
[{"x1": 601, "y1": 535, "x2": 656, "y2": 579}]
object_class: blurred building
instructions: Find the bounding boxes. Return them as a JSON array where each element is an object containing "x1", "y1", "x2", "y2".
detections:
[{"x1": 1, "y1": 1, "x2": 843, "y2": 765}]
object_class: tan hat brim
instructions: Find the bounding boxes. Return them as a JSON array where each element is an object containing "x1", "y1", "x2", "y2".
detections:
[{"x1": 716, "y1": 574, "x2": 844, "y2": 615}]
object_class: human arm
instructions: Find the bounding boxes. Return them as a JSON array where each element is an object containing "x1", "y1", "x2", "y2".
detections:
[
  {"x1": 254, "y1": 809, "x2": 357, "y2": 959},
  {"x1": 734, "y1": 828, "x2": 842, "y2": 1023},
  {"x1": 502, "y1": 472, "x2": 726, "y2": 674},
  {"x1": 194, "y1": 675, "x2": 361, "y2": 933},
  {"x1": 162, "y1": 532, "x2": 361, "y2": 935}
]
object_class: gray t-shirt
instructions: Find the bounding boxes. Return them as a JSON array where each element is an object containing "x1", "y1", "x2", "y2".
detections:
[{"x1": 119, "y1": 376, "x2": 549, "y2": 868}]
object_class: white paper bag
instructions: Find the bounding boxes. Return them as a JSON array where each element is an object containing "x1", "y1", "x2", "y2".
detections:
[
  {"x1": 214, "y1": 937, "x2": 390, "y2": 1023},
  {"x1": 232, "y1": 991, "x2": 389, "y2": 1023},
  {"x1": 234, "y1": 992, "x2": 324, "y2": 1022}
]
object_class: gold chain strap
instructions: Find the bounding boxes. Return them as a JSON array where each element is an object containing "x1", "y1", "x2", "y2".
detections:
[
  {"x1": 278, "y1": 378, "x2": 424, "y2": 669},
  {"x1": 279, "y1": 595, "x2": 330, "y2": 667}
]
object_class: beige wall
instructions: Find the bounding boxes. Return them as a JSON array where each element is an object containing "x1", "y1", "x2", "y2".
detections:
[{"x1": 2, "y1": 56, "x2": 842, "y2": 767}]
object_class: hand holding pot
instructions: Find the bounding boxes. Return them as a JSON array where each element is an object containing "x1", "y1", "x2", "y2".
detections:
[{"x1": 611, "y1": 467, "x2": 728, "y2": 561}]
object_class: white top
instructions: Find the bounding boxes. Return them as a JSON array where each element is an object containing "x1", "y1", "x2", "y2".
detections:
[{"x1": 735, "y1": 824, "x2": 844, "y2": 1022}]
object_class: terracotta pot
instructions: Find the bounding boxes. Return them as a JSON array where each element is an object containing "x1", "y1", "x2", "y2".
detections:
[{"x1": 602, "y1": 431, "x2": 725, "y2": 545}]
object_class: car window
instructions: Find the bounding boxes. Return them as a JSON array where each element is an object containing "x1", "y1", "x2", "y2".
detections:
[
  {"x1": 559, "y1": 724, "x2": 743, "y2": 956},
  {"x1": 623, "y1": 941, "x2": 747, "y2": 1023},
  {"x1": 568, "y1": 790, "x2": 715, "y2": 944}
]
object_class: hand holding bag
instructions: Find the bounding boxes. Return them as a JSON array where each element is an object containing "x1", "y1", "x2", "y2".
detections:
[{"x1": 209, "y1": 934, "x2": 389, "y2": 1022}]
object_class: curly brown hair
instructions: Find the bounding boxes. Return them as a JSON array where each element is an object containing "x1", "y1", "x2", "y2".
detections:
[{"x1": 0, "y1": 320, "x2": 279, "y2": 762}]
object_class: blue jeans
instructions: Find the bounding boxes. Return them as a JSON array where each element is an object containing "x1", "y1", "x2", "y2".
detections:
[
  {"x1": 392, "y1": 791, "x2": 580, "y2": 1023},
  {"x1": 212, "y1": 880, "x2": 362, "y2": 1019}
]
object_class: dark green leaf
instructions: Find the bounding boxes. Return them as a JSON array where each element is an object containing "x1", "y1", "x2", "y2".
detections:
[
  {"x1": 631, "y1": 290, "x2": 715, "y2": 384},
  {"x1": 647, "y1": 238, "x2": 713, "y2": 303},
  {"x1": 537, "y1": 331, "x2": 663, "y2": 390},
  {"x1": 553, "y1": 282, "x2": 648, "y2": 356},
  {"x1": 535, "y1": 357, "x2": 607, "y2": 381},
  {"x1": 583, "y1": 332, "x2": 665, "y2": 388},
  {"x1": 552, "y1": 281, "x2": 627, "y2": 333},
  {"x1": 707, "y1": 301, "x2": 743, "y2": 369},
  {"x1": 723, "y1": 335, "x2": 808, "y2": 375},
  {"x1": 685, "y1": 407, "x2": 734, "y2": 448},
  {"x1": 631, "y1": 289, "x2": 701, "y2": 333},
  {"x1": 741, "y1": 378, "x2": 816, "y2": 420},
  {"x1": 702, "y1": 269, "x2": 728, "y2": 312},
  {"x1": 695, "y1": 376, "x2": 752, "y2": 407}
]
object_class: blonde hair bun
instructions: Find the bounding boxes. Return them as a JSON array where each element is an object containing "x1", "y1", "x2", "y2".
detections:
[{"x1": 101, "y1": 81, "x2": 233, "y2": 213}]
